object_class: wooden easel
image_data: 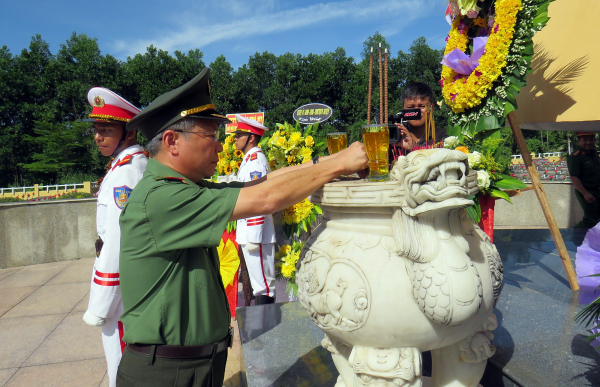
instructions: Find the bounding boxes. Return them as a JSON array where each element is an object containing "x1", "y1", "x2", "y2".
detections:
[{"x1": 507, "y1": 111, "x2": 579, "y2": 291}]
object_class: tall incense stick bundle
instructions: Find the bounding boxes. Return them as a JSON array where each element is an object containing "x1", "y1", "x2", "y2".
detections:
[
  {"x1": 384, "y1": 48, "x2": 388, "y2": 124},
  {"x1": 378, "y1": 43, "x2": 383, "y2": 125},
  {"x1": 367, "y1": 47, "x2": 373, "y2": 125}
]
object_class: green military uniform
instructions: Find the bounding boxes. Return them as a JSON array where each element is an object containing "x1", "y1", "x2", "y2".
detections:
[
  {"x1": 567, "y1": 149, "x2": 600, "y2": 228},
  {"x1": 116, "y1": 68, "x2": 239, "y2": 387},
  {"x1": 117, "y1": 159, "x2": 243, "y2": 386}
]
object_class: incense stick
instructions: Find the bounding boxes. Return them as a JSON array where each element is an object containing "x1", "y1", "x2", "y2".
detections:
[
  {"x1": 367, "y1": 47, "x2": 373, "y2": 125},
  {"x1": 384, "y1": 48, "x2": 388, "y2": 124},
  {"x1": 378, "y1": 43, "x2": 383, "y2": 125}
]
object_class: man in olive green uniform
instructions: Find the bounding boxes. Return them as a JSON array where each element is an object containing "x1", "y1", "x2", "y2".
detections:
[
  {"x1": 568, "y1": 132, "x2": 600, "y2": 229},
  {"x1": 116, "y1": 68, "x2": 369, "y2": 387}
]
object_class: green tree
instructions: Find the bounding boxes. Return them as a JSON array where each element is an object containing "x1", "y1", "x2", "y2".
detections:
[{"x1": 20, "y1": 120, "x2": 94, "y2": 178}]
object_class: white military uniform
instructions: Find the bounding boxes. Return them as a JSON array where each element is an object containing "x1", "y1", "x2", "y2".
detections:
[
  {"x1": 236, "y1": 146, "x2": 277, "y2": 298},
  {"x1": 90, "y1": 145, "x2": 147, "y2": 386},
  {"x1": 83, "y1": 87, "x2": 145, "y2": 387}
]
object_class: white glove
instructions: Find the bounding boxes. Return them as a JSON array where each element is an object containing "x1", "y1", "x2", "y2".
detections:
[
  {"x1": 245, "y1": 242, "x2": 261, "y2": 254},
  {"x1": 83, "y1": 310, "x2": 106, "y2": 327}
]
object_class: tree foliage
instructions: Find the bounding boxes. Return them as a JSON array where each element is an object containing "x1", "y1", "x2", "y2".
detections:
[{"x1": 0, "y1": 32, "x2": 569, "y2": 188}]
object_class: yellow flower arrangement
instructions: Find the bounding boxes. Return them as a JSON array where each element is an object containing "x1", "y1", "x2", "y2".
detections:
[
  {"x1": 441, "y1": 0, "x2": 522, "y2": 113},
  {"x1": 216, "y1": 133, "x2": 244, "y2": 176},
  {"x1": 275, "y1": 241, "x2": 305, "y2": 295},
  {"x1": 262, "y1": 122, "x2": 325, "y2": 237}
]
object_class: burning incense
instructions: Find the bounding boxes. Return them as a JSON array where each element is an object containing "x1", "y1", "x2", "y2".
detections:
[{"x1": 367, "y1": 47, "x2": 373, "y2": 125}]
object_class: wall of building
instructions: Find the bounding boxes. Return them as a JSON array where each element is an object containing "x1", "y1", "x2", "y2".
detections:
[
  {"x1": 0, "y1": 199, "x2": 97, "y2": 269},
  {"x1": 494, "y1": 182, "x2": 583, "y2": 228}
]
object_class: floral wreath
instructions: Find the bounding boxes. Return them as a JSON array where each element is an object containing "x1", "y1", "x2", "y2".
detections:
[
  {"x1": 441, "y1": 0, "x2": 521, "y2": 113},
  {"x1": 442, "y1": 0, "x2": 553, "y2": 136}
]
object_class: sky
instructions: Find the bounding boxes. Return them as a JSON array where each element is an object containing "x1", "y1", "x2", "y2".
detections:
[{"x1": 0, "y1": 0, "x2": 451, "y2": 69}]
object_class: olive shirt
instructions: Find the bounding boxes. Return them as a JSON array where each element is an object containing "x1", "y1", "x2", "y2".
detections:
[
  {"x1": 119, "y1": 158, "x2": 244, "y2": 346},
  {"x1": 567, "y1": 149, "x2": 600, "y2": 189}
]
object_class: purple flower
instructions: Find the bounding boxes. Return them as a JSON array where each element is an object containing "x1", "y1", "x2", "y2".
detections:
[
  {"x1": 475, "y1": 70, "x2": 482, "y2": 77},
  {"x1": 494, "y1": 24, "x2": 499, "y2": 33},
  {"x1": 450, "y1": 93, "x2": 458, "y2": 101},
  {"x1": 439, "y1": 78, "x2": 445, "y2": 87}
]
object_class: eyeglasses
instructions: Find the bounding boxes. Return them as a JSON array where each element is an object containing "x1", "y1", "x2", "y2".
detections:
[{"x1": 173, "y1": 129, "x2": 220, "y2": 142}]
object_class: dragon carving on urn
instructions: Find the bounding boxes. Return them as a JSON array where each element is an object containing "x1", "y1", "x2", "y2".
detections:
[{"x1": 297, "y1": 149, "x2": 503, "y2": 387}]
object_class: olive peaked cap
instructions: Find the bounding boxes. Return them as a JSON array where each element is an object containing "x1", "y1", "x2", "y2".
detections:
[{"x1": 126, "y1": 68, "x2": 231, "y2": 140}]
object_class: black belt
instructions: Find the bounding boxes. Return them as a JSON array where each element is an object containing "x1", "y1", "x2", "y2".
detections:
[{"x1": 127, "y1": 328, "x2": 233, "y2": 359}]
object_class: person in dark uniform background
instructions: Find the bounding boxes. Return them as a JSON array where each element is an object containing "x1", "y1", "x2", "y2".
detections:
[
  {"x1": 116, "y1": 68, "x2": 369, "y2": 387},
  {"x1": 568, "y1": 132, "x2": 600, "y2": 229}
]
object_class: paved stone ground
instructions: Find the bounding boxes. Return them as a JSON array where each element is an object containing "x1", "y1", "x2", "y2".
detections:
[{"x1": 0, "y1": 259, "x2": 246, "y2": 387}]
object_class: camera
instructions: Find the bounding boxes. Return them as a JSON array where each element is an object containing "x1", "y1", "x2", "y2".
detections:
[{"x1": 387, "y1": 108, "x2": 421, "y2": 143}]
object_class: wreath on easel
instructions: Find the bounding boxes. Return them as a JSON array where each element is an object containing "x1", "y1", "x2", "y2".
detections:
[{"x1": 442, "y1": 0, "x2": 553, "y2": 137}]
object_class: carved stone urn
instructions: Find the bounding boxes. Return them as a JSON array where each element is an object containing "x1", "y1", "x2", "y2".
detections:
[{"x1": 296, "y1": 149, "x2": 503, "y2": 387}]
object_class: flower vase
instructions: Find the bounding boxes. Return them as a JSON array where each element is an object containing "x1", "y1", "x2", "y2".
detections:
[{"x1": 478, "y1": 194, "x2": 496, "y2": 243}]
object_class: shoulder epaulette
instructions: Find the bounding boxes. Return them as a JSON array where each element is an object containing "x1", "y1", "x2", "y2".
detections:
[
  {"x1": 112, "y1": 151, "x2": 147, "y2": 170},
  {"x1": 154, "y1": 176, "x2": 189, "y2": 184},
  {"x1": 573, "y1": 151, "x2": 581, "y2": 156}
]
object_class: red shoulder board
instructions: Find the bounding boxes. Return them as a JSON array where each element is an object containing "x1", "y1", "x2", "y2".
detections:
[
  {"x1": 154, "y1": 176, "x2": 189, "y2": 184},
  {"x1": 250, "y1": 153, "x2": 258, "y2": 161},
  {"x1": 112, "y1": 151, "x2": 146, "y2": 170},
  {"x1": 115, "y1": 154, "x2": 132, "y2": 167}
]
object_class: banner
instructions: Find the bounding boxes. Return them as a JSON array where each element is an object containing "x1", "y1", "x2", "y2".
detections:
[{"x1": 225, "y1": 112, "x2": 265, "y2": 134}]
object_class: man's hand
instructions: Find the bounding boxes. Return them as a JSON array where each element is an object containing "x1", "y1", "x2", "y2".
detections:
[
  {"x1": 395, "y1": 123, "x2": 416, "y2": 151},
  {"x1": 245, "y1": 242, "x2": 261, "y2": 254},
  {"x1": 83, "y1": 310, "x2": 106, "y2": 327},
  {"x1": 585, "y1": 192, "x2": 597, "y2": 203},
  {"x1": 335, "y1": 142, "x2": 369, "y2": 175}
]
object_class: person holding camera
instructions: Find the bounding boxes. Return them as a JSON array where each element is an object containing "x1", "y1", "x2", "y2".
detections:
[{"x1": 391, "y1": 82, "x2": 447, "y2": 154}]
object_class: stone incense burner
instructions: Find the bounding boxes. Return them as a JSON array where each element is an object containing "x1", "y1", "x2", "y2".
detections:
[{"x1": 296, "y1": 149, "x2": 503, "y2": 387}]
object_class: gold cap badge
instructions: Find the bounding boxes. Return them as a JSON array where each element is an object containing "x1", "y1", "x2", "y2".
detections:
[{"x1": 93, "y1": 95, "x2": 105, "y2": 108}]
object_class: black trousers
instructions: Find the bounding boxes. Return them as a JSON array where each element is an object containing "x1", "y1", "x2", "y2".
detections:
[
  {"x1": 574, "y1": 189, "x2": 600, "y2": 229},
  {"x1": 116, "y1": 346, "x2": 228, "y2": 387}
]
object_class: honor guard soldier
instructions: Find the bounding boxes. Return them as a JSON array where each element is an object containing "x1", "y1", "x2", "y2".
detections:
[
  {"x1": 117, "y1": 68, "x2": 368, "y2": 387},
  {"x1": 233, "y1": 115, "x2": 277, "y2": 304},
  {"x1": 81, "y1": 87, "x2": 148, "y2": 387},
  {"x1": 568, "y1": 132, "x2": 600, "y2": 229}
]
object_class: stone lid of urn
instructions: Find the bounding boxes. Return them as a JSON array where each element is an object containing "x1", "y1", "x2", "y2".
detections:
[
  {"x1": 312, "y1": 149, "x2": 475, "y2": 212},
  {"x1": 311, "y1": 179, "x2": 402, "y2": 207}
]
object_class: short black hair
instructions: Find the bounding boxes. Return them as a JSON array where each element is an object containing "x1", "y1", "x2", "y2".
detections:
[{"x1": 401, "y1": 82, "x2": 434, "y2": 106}]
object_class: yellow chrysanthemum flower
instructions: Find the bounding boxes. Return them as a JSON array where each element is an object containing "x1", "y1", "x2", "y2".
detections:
[
  {"x1": 300, "y1": 147, "x2": 313, "y2": 162},
  {"x1": 289, "y1": 132, "x2": 302, "y2": 146},
  {"x1": 281, "y1": 263, "x2": 294, "y2": 278},
  {"x1": 280, "y1": 245, "x2": 292, "y2": 255},
  {"x1": 305, "y1": 136, "x2": 314, "y2": 147}
]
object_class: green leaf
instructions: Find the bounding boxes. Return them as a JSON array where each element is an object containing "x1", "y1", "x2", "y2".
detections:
[
  {"x1": 488, "y1": 188, "x2": 511, "y2": 203},
  {"x1": 447, "y1": 124, "x2": 462, "y2": 138},
  {"x1": 504, "y1": 101, "x2": 516, "y2": 117},
  {"x1": 314, "y1": 204, "x2": 323, "y2": 215},
  {"x1": 494, "y1": 175, "x2": 527, "y2": 190},
  {"x1": 466, "y1": 204, "x2": 481, "y2": 223},
  {"x1": 508, "y1": 76, "x2": 526, "y2": 89}
]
